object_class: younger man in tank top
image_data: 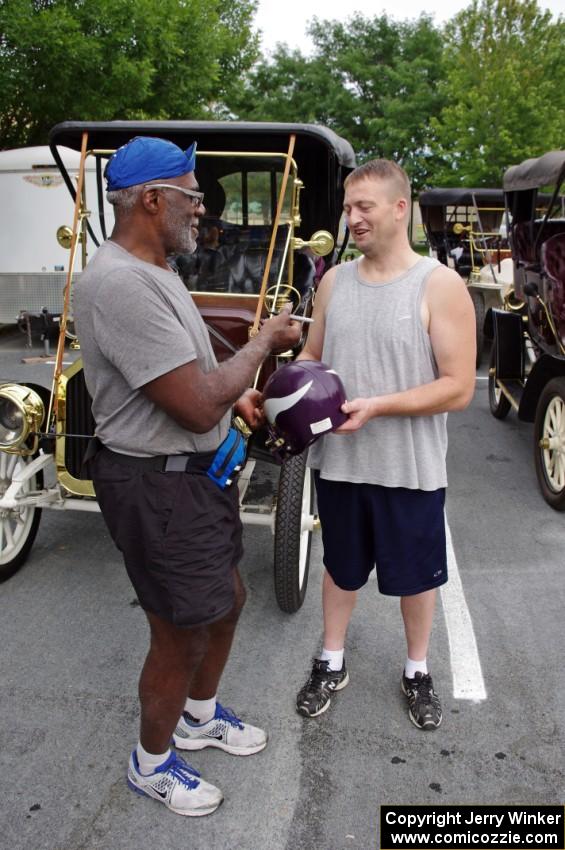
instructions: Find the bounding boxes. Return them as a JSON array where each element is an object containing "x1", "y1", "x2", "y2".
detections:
[{"x1": 296, "y1": 159, "x2": 476, "y2": 729}]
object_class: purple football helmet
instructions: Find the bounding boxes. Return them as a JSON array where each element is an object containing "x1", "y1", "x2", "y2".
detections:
[{"x1": 262, "y1": 360, "x2": 348, "y2": 457}]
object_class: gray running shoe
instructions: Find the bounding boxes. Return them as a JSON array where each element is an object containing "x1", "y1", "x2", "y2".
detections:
[
  {"x1": 296, "y1": 658, "x2": 349, "y2": 718},
  {"x1": 401, "y1": 671, "x2": 443, "y2": 730}
]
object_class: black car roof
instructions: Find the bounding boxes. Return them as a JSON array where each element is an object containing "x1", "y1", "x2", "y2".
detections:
[
  {"x1": 418, "y1": 188, "x2": 505, "y2": 206},
  {"x1": 48, "y1": 120, "x2": 356, "y2": 169},
  {"x1": 503, "y1": 151, "x2": 565, "y2": 192}
]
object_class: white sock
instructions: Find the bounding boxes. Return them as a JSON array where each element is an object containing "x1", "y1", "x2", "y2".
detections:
[
  {"x1": 184, "y1": 695, "x2": 217, "y2": 724},
  {"x1": 320, "y1": 647, "x2": 344, "y2": 672},
  {"x1": 405, "y1": 657, "x2": 428, "y2": 679},
  {"x1": 136, "y1": 742, "x2": 170, "y2": 776}
]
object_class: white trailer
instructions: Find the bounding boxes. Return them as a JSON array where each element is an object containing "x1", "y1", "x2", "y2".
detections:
[{"x1": 0, "y1": 145, "x2": 113, "y2": 324}]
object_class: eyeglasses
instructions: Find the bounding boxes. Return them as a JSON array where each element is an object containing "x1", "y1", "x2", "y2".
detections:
[{"x1": 144, "y1": 183, "x2": 204, "y2": 209}]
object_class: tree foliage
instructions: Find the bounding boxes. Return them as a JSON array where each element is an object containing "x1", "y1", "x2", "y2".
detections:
[
  {"x1": 230, "y1": 13, "x2": 446, "y2": 190},
  {"x1": 0, "y1": 0, "x2": 259, "y2": 148},
  {"x1": 2, "y1": 0, "x2": 564, "y2": 190},
  {"x1": 231, "y1": 1, "x2": 565, "y2": 189},
  {"x1": 430, "y1": 0, "x2": 565, "y2": 186}
]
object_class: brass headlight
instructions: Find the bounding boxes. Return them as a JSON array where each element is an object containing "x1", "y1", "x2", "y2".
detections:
[{"x1": 0, "y1": 385, "x2": 45, "y2": 454}]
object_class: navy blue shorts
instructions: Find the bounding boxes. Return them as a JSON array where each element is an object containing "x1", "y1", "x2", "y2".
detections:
[{"x1": 314, "y1": 474, "x2": 447, "y2": 596}]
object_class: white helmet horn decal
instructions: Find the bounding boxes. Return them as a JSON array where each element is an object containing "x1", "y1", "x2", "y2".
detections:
[{"x1": 263, "y1": 380, "x2": 313, "y2": 424}]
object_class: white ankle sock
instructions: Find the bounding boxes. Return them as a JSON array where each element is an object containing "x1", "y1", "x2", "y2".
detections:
[
  {"x1": 405, "y1": 657, "x2": 428, "y2": 679},
  {"x1": 184, "y1": 695, "x2": 217, "y2": 724},
  {"x1": 136, "y1": 742, "x2": 170, "y2": 776},
  {"x1": 320, "y1": 647, "x2": 344, "y2": 671}
]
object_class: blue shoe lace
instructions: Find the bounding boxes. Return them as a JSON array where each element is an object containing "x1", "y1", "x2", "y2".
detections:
[
  {"x1": 158, "y1": 752, "x2": 200, "y2": 789},
  {"x1": 216, "y1": 703, "x2": 244, "y2": 730}
]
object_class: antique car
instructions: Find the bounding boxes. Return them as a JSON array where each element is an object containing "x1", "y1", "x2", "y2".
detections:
[
  {"x1": 487, "y1": 150, "x2": 565, "y2": 508},
  {"x1": 0, "y1": 120, "x2": 356, "y2": 610},
  {"x1": 419, "y1": 187, "x2": 513, "y2": 366}
]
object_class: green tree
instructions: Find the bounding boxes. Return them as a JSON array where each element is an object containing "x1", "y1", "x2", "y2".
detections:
[
  {"x1": 430, "y1": 0, "x2": 565, "y2": 186},
  {"x1": 0, "y1": 0, "x2": 259, "y2": 148},
  {"x1": 229, "y1": 13, "x2": 446, "y2": 190}
]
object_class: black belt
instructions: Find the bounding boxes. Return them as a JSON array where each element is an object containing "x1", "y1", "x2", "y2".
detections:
[{"x1": 100, "y1": 445, "x2": 216, "y2": 474}]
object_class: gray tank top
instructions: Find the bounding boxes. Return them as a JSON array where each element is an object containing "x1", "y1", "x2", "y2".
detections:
[{"x1": 307, "y1": 256, "x2": 448, "y2": 491}]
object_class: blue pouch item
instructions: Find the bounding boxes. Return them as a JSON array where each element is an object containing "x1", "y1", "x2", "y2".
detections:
[{"x1": 206, "y1": 426, "x2": 247, "y2": 489}]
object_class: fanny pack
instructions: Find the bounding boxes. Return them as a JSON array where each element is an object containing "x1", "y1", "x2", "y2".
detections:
[{"x1": 206, "y1": 424, "x2": 248, "y2": 489}]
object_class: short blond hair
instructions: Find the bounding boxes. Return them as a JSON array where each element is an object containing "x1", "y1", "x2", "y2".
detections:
[{"x1": 344, "y1": 159, "x2": 411, "y2": 202}]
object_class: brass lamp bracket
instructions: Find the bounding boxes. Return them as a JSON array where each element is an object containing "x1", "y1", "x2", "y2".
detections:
[
  {"x1": 56, "y1": 226, "x2": 73, "y2": 249},
  {"x1": 293, "y1": 229, "x2": 334, "y2": 257},
  {"x1": 56, "y1": 225, "x2": 86, "y2": 249},
  {"x1": 264, "y1": 283, "x2": 301, "y2": 315}
]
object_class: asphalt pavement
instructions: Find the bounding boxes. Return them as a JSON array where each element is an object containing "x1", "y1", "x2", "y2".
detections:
[{"x1": 0, "y1": 331, "x2": 564, "y2": 850}]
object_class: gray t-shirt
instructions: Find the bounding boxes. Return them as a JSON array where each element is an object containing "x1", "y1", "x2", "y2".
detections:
[
  {"x1": 73, "y1": 240, "x2": 230, "y2": 456},
  {"x1": 308, "y1": 256, "x2": 448, "y2": 490}
]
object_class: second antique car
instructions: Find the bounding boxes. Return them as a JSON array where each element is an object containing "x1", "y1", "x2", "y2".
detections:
[
  {"x1": 0, "y1": 120, "x2": 356, "y2": 610},
  {"x1": 419, "y1": 187, "x2": 513, "y2": 367},
  {"x1": 486, "y1": 149, "x2": 565, "y2": 508}
]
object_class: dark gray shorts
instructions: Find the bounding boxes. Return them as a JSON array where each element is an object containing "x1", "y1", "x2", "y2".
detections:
[{"x1": 91, "y1": 449, "x2": 243, "y2": 627}]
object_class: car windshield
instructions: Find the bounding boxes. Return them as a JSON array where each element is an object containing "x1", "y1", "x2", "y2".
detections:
[{"x1": 173, "y1": 153, "x2": 295, "y2": 296}]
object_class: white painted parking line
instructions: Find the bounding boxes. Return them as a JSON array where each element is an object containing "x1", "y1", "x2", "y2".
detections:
[{"x1": 440, "y1": 519, "x2": 487, "y2": 701}]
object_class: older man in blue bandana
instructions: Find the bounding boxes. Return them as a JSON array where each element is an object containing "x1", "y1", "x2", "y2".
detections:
[{"x1": 74, "y1": 137, "x2": 301, "y2": 817}]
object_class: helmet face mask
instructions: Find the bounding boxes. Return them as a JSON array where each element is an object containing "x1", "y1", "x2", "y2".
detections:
[{"x1": 262, "y1": 360, "x2": 348, "y2": 458}]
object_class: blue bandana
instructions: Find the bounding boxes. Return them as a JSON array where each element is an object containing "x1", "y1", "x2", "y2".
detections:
[{"x1": 105, "y1": 136, "x2": 197, "y2": 191}]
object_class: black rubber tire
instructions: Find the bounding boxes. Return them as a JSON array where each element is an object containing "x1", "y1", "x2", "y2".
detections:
[
  {"x1": 273, "y1": 452, "x2": 313, "y2": 613},
  {"x1": 0, "y1": 455, "x2": 43, "y2": 583},
  {"x1": 534, "y1": 377, "x2": 565, "y2": 510},
  {"x1": 470, "y1": 289, "x2": 486, "y2": 368},
  {"x1": 488, "y1": 341, "x2": 512, "y2": 420}
]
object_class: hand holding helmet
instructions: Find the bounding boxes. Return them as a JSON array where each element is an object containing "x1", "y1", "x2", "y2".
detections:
[
  {"x1": 333, "y1": 397, "x2": 376, "y2": 432},
  {"x1": 262, "y1": 360, "x2": 348, "y2": 459},
  {"x1": 234, "y1": 388, "x2": 265, "y2": 431}
]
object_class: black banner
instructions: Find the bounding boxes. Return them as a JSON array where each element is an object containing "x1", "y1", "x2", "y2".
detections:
[{"x1": 380, "y1": 805, "x2": 564, "y2": 850}]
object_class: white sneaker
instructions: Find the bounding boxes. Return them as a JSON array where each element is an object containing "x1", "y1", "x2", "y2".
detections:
[
  {"x1": 127, "y1": 750, "x2": 223, "y2": 816},
  {"x1": 173, "y1": 702, "x2": 268, "y2": 756}
]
